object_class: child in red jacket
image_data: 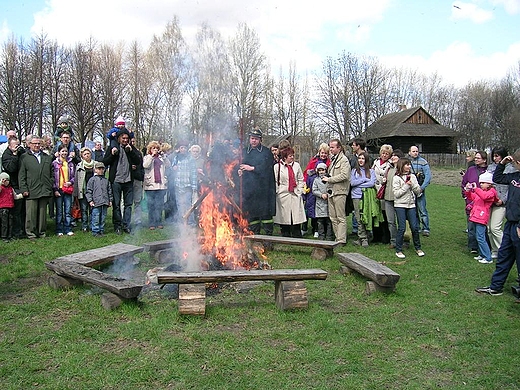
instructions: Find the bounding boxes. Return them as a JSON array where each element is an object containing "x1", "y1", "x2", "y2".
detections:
[
  {"x1": 464, "y1": 171, "x2": 499, "y2": 263},
  {"x1": 0, "y1": 172, "x2": 23, "y2": 242}
]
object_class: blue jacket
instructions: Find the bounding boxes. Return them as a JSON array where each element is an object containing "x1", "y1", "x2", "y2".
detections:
[{"x1": 410, "y1": 155, "x2": 431, "y2": 191}]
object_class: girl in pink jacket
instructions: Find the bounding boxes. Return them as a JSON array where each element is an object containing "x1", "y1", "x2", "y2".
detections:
[{"x1": 464, "y1": 171, "x2": 499, "y2": 263}]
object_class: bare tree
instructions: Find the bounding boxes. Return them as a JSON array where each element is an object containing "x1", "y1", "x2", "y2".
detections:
[{"x1": 229, "y1": 23, "x2": 268, "y2": 139}]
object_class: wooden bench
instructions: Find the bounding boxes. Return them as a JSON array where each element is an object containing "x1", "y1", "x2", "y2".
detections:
[
  {"x1": 156, "y1": 268, "x2": 328, "y2": 315},
  {"x1": 243, "y1": 234, "x2": 342, "y2": 260},
  {"x1": 337, "y1": 253, "x2": 400, "y2": 294},
  {"x1": 45, "y1": 243, "x2": 145, "y2": 309},
  {"x1": 142, "y1": 239, "x2": 179, "y2": 261}
]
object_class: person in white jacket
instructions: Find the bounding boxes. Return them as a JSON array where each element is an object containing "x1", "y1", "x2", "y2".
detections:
[
  {"x1": 392, "y1": 158, "x2": 424, "y2": 259},
  {"x1": 273, "y1": 147, "x2": 306, "y2": 237}
]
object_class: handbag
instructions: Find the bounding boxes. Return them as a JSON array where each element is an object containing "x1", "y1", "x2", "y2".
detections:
[{"x1": 71, "y1": 198, "x2": 82, "y2": 219}]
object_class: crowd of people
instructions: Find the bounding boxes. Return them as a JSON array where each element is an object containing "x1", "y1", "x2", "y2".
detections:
[{"x1": 1, "y1": 123, "x2": 519, "y2": 302}]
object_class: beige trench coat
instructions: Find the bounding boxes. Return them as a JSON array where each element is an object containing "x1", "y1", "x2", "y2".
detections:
[{"x1": 273, "y1": 161, "x2": 307, "y2": 225}]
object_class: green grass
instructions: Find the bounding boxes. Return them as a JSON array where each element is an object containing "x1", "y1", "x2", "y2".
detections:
[{"x1": 1, "y1": 184, "x2": 519, "y2": 389}]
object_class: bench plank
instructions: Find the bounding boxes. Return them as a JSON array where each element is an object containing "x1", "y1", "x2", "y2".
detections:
[
  {"x1": 244, "y1": 234, "x2": 341, "y2": 249},
  {"x1": 142, "y1": 239, "x2": 178, "y2": 252},
  {"x1": 45, "y1": 259, "x2": 143, "y2": 298},
  {"x1": 157, "y1": 268, "x2": 328, "y2": 284},
  {"x1": 337, "y1": 253, "x2": 400, "y2": 288},
  {"x1": 53, "y1": 243, "x2": 144, "y2": 267}
]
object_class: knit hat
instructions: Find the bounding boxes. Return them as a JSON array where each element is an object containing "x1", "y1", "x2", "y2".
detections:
[
  {"x1": 114, "y1": 116, "x2": 126, "y2": 126},
  {"x1": 316, "y1": 162, "x2": 327, "y2": 171},
  {"x1": 479, "y1": 171, "x2": 493, "y2": 184},
  {"x1": 58, "y1": 115, "x2": 69, "y2": 125},
  {"x1": 0, "y1": 172, "x2": 10, "y2": 181}
]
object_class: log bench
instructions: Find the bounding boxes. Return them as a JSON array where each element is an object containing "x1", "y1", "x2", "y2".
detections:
[
  {"x1": 156, "y1": 268, "x2": 328, "y2": 315},
  {"x1": 243, "y1": 234, "x2": 342, "y2": 260},
  {"x1": 45, "y1": 243, "x2": 145, "y2": 309},
  {"x1": 337, "y1": 253, "x2": 400, "y2": 294},
  {"x1": 142, "y1": 239, "x2": 179, "y2": 261}
]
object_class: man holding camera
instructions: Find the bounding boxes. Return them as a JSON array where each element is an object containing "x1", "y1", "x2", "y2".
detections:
[{"x1": 409, "y1": 145, "x2": 431, "y2": 236}]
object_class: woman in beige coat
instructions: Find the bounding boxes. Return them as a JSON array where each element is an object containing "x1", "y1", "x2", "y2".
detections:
[
  {"x1": 273, "y1": 147, "x2": 306, "y2": 237},
  {"x1": 143, "y1": 141, "x2": 171, "y2": 230}
]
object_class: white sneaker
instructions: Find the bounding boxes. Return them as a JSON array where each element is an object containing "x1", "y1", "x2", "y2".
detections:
[
  {"x1": 491, "y1": 253, "x2": 498, "y2": 259},
  {"x1": 395, "y1": 252, "x2": 406, "y2": 259},
  {"x1": 474, "y1": 255, "x2": 483, "y2": 261},
  {"x1": 478, "y1": 258, "x2": 493, "y2": 264},
  {"x1": 57, "y1": 233, "x2": 63, "y2": 236},
  {"x1": 313, "y1": 232, "x2": 319, "y2": 238},
  {"x1": 67, "y1": 231, "x2": 74, "y2": 236}
]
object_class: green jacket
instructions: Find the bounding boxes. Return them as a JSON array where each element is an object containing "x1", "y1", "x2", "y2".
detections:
[{"x1": 18, "y1": 152, "x2": 53, "y2": 199}]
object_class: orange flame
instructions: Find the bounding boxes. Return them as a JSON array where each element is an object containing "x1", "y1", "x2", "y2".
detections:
[{"x1": 198, "y1": 184, "x2": 252, "y2": 269}]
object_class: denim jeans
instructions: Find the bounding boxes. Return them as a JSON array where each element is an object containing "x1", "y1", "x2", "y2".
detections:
[
  {"x1": 175, "y1": 186, "x2": 194, "y2": 225},
  {"x1": 395, "y1": 207, "x2": 421, "y2": 252},
  {"x1": 467, "y1": 217, "x2": 478, "y2": 251},
  {"x1": 112, "y1": 181, "x2": 134, "y2": 230},
  {"x1": 55, "y1": 191, "x2": 72, "y2": 234},
  {"x1": 475, "y1": 222, "x2": 492, "y2": 261},
  {"x1": 415, "y1": 191, "x2": 430, "y2": 231},
  {"x1": 490, "y1": 221, "x2": 520, "y2": 291},
  {"x1": 91, "y1": 205, "x2": 108, "y2": 234},
  {"x1": 146, "y1": 189, "x2": 166, "y2": 227}
]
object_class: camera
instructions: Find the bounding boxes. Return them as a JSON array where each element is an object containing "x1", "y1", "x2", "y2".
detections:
[
  {"x1": 15, "y1": 145, "x2": 24, "y2": 154},
  {"x1": 322, "y1": 173, "x2": 330, "y2": 184},
  {"x1": 327, "y1": 189, "x2": 333, "y2": 195},
  {"x1": 406, "y1": 175, "x2": 411, "y2": 182}
]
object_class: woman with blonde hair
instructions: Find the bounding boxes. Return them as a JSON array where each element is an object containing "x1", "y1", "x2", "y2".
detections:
[{"x1": 143, "y1": 141, "x2": 171, "y2": 230}]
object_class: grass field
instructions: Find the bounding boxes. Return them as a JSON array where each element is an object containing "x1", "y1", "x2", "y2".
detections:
[{"x1": 1, "y1": 183, "x2": 519, "y2": 389}]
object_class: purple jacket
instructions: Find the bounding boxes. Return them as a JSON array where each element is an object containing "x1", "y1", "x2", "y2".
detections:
[
  {"x1": 461, "y1": 165, "x2": 487, "y2": 209},
  {"x1": 52, "y1": 157, "x2": 76, "y2": 191}
]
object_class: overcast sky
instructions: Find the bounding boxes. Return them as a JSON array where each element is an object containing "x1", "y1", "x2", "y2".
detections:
[{"x1": 1, "y1": 0, "x2": 519, "y2": 87}]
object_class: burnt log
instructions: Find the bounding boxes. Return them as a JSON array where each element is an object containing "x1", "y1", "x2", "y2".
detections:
[{"x1": 45, "y1": 259, "x2": 143, "y2": 299}]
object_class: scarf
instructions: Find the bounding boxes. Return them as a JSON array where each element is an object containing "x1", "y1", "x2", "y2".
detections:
[
  {"x1": 287, "y1": 163, "x2": 297, "y2": 192},
  {"x1": 82, "y1": 159, "x2": 95, "y2": 170},
  {"x1": 153, "y1": 156, "x2": 162, "y2": 183}
]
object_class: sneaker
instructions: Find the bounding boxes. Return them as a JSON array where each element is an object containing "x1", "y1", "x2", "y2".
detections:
[
  {"x1": 67, "y1": 231, "x2": 74, "y2": 236},
  {"x1": 313, "y1": 232, "x2": 319, "y2": 238},
  {"x1": 57, "y1": 233, "x2": 64, "y2": 236},
  {"x1": 474, "y1": 255, "x2": 483, "y2": 261},
  {"x1": 422, "y1": 230, "x2": 430, "y2": 237},
  {"x1": 361, "y1": 240, "x2": 369, "y2": 248},
  {"x1": 352, "y1": 240, "x2": 361, "y2": 246},
  {"x1": 491, "y1": 253, "x2": 498, "y2": 259},
  {"x1": 470, "y1": 250, "x2": 478, "y2": 254},
  {"x1": 478, "y1": 258, "x2": 493, "y2": 264},
  {"x1": 475, "y1": 286, "x2": 503, "y2": 296},
  {"x1": 416, "y1": 250, "x2": 425, "y2": 257},
  {"x1": 395, "y1": 252, "x2": 406, "y2": 259}
]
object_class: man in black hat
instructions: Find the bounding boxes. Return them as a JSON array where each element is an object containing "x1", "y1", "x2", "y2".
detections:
[
  {"x1": 102, "y1": 128, "x2": 140, "y2": 234},
  {"x1": 238, "y1": 128, "x2": 276, "y2": 235}
]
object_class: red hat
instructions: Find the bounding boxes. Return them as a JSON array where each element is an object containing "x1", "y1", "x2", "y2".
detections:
[{"x1": 114, "y1": 116, "x2": 125, "y2": 126}]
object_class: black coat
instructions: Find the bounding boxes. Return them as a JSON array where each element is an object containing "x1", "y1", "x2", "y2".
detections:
[
  {"x1": 102, "y1": 145, "x2": 141, "y2": 183},
  {"x1": 240, "y1": 144, "x2": 276, "y2": 219}
]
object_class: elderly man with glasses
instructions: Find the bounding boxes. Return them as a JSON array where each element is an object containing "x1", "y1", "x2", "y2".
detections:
[{"x1": 18, "y1": 136, "x2": 54, "y2": 239}]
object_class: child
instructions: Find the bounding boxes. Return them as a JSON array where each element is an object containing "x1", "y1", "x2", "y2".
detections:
[
  {"x1": 303, "y1": 165, "x2": 318, "y2": 237},
  {"x1": 106, "y1": 116, "x2": 135, "y2": 152},
  {"x1": 464, "y1": 171, "x2": 499, "y2": 264},
  {"x1": 312, "y1": 163, "x2": 334, "y2": 240},
  {"x1": 0, "y1": 172, "x2": 23, "y2": 242},
  {"x1": 350, "y1": 152, "x2": 376, "y2": 247},
  {"x1": 52, "y1": 146, "x2": 76, "y2": 236},
  {"x1": 392, "y1": 158, "x2": 424, "y2": 259},
  {"x1": 86, "y1": 162, "x2": 113, "y2": 237}
]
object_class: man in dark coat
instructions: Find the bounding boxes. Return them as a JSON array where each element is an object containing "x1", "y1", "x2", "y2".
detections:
[
  {"x1": 238, "y1": 128, "x2": 276, "y2": 235},
  {"x1": 2, "y1": 137, "x2": 25, "y2": 238},
  {"x1": 18, "y1": 136, "x2": 53, "y2": 239},
  {"x1": 102, "y1": 128, "x2": 140, "y2": 234}
]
